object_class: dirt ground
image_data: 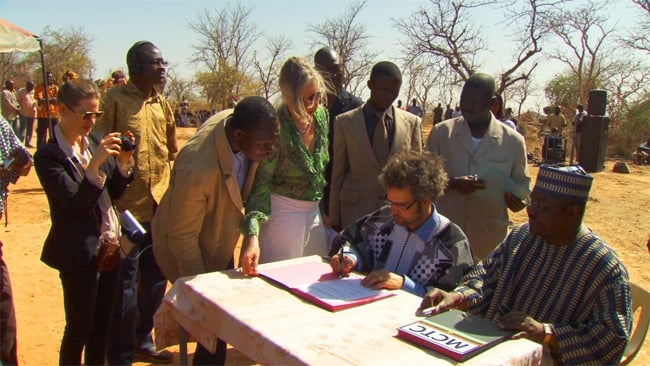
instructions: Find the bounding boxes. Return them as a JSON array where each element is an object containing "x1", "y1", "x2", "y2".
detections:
[{"x1": 2, "y1": 125, "x2": 649, "y2": 365}]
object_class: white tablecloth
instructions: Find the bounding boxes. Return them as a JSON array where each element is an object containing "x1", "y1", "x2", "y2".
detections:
[{"x1": 155, "y1": 256, "x2": 543, "y2": 365}]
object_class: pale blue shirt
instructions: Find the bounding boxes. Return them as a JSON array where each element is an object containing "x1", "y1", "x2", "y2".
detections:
[{"x1": 228, "y1": 142, "x2": 249, "y2": 190}]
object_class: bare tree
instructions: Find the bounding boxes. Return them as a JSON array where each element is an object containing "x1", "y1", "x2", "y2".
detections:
[
  {"x1": 252, "y1": 35, "x2": 293, "y2": 100},
  {"x1": 395, "y1": 0, "x2": 561, "y2": 95},
  {"x1": 600, "y1": 58, "x2": 650, "y2": 120},
  {"x1": 503, "y1": 78, "x2": 533, "y2": 115},
  {"x1": 163, "y1": 68, "x2": 197, "y2": 104},
  {"x1": 545, "y1": 1, "x2": 613, "y2": 105},
  {"x1": 394, "y1": 0, "x2": 484, "y2": 85},
  {"x1": 402, "y1": 58, "x2": 448, "y2": 120},
  {"x1": 621, "y1": 0, "x2": 650, "y2": 53},
  {"x1": 188, "y1": 2, "x2": 261, "y2": 107},
  {"x1": 307, "y1": 0, "x2": 380, "y2": 96}
]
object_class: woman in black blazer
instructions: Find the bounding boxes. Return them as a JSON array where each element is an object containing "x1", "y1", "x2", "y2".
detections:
[{"x1": 34, "y1": 79, "x2": 134, "y2": 365}]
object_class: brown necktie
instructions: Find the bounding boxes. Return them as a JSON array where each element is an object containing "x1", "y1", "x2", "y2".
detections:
[{"x1": 373, "y1": 113, "x2": 389, "y2": 166}]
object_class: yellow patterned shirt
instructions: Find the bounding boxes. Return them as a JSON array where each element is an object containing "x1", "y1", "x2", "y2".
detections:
[{"x1": 95, "y1": 82, "x2": 177, "y2": 222}]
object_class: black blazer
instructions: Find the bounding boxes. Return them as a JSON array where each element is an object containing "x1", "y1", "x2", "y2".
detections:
[{"x1": 34, "y1": 131, "x2": 133, "y2": 272}]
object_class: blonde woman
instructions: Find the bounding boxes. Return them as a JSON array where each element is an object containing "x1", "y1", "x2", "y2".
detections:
[{"x1": 240, "y1": 56, "x2": 329, "y2": 274}]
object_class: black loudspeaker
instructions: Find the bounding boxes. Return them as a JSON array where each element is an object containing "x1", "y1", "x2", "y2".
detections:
[
  {"x1": 588, "y1": 89, "x2": 607, "y2": 116},
  {"x1": 579, "y1": 116, "x2": 609, "y2": 172}
]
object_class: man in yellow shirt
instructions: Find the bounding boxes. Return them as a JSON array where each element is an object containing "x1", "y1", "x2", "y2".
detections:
[
  {"x1": 95, "y1": 41, "x2": 177, "y2": 364},
  {"x1": 547, "y1": 106, "x2": 567, "y2": 135}
]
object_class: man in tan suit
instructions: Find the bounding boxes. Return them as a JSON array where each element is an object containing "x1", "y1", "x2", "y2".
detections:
[
  {"x1": 152, "y1": 96, "x2": 279, "y2": 364},
  {"x1": 329, "y1": 61, "x2": 422, "y2": 230},
  {"x1": 426, "y1": 73, "x2": 530, "y2": 259}
]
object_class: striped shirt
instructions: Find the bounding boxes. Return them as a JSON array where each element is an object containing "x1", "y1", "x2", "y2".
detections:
[{"x1": 456, "y1": 223, "x2": 632, "y2": 364}]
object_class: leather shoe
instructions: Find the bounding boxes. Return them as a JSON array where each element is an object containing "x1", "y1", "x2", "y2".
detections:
[{"x1": 133, "y1": 347, "x2": 173, "y2": 364}]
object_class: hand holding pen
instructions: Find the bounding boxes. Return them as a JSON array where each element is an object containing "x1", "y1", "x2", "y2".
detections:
[
  {"x1": 329, "y1": 235, "x2": 353, "y2": 277},
  {"x1": 338, "y1": 244, "x2": 345, "y2": 277},
  {"x1": 330, "y1": 250, "x2": 353, "y2": 278}
]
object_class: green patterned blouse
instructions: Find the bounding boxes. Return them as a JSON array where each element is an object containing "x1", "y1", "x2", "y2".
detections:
[{"x1": 241, "y1": 104, "x2": 329, "y2": 236}]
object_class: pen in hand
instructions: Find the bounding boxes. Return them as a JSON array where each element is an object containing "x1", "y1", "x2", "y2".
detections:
[{"x1": 338, "y1": 242, "x2": 344, "y2": 278}]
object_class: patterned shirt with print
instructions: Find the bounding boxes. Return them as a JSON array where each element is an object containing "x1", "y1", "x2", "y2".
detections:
[
  {"x1": 95, "y1": 82, "x2": 177, "y2": 222},
  {"x1": 242, "y1": 104, "x2": 329, "y2": 236}
]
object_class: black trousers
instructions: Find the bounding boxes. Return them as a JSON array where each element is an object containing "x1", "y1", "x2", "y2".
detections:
[
  {"x1": 59, "y1": 263, "x2": 119, "y2": 365},
  {"x1": 108, "y1": 223, "x2": 168, "y2": 364}
]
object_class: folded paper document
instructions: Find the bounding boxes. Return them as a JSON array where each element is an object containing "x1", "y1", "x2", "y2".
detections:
[{"x1": 259, "y1": 257, "x2": 395, "y2": 312}]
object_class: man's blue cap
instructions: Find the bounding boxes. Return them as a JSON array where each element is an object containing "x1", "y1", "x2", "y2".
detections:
[{"x1": 535, "y1": 165, "x2": 593, "y2": 202}]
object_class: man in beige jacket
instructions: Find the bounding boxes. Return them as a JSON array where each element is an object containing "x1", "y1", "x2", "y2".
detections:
[
  {"x1": 152, "y1": 96, "x2": 279, "y2": 364},
  {"x1": 329, "y1": 61, "x2": 422, "y2": 230}
]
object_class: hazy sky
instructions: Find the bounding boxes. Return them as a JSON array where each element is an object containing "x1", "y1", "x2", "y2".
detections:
[{"x1": 1, "y1": 0, "x2": 643, "y2": 110}]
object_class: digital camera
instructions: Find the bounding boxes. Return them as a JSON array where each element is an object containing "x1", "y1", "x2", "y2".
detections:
[{"x1": 119, "y1": 135, "x2": 136, "y2": 151}]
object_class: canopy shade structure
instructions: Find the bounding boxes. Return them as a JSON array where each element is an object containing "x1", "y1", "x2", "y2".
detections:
[
  {"x1": 0, "y1": 18, "x2": 40, "y2": 53},
  {"x1": 0, "y1": 18, "x2": 53, "y2": 136}
]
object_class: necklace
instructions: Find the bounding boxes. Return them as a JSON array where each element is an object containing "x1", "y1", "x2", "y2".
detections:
[{"x1": 295, "y1": 116, "x2": 313, "y2": 135}]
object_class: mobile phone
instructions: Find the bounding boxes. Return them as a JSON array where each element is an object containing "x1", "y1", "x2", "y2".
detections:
[{"x1": 2, "y1": 157, "x2": 15, "y2": 169}]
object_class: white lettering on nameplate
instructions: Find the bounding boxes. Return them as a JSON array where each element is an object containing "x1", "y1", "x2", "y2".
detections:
[{"x1": 401, "y1": 322, "x2": 478, "y2": 355}]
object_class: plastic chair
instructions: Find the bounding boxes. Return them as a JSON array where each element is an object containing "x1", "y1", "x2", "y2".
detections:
[{"x1": 621, "y1": 282, "x2": 650, "y2": 365}]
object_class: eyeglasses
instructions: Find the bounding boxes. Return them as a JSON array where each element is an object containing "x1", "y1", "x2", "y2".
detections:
[
  {"x1": 386, "y1": 199, "x2": 417, "y2": 211},
  {"x1": 69, "y1": 110, "x2": 104, "y2": 121}
]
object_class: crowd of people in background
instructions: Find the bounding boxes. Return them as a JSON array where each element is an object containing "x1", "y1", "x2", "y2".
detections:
[{"x1": 0, "y1": 39, "x2": 641, "y2": 366}]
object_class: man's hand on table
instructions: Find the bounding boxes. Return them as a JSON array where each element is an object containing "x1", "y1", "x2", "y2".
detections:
[
  {"x1": 419, "y1": 289, "x2": 465, "y2": 315},
  {"x1": 361, "y1": 269, "x2": 403, "y2": 290},
  {"x1": 498, "y1": 311, "x2": 545, "y2": 343},
  {"x1": 239, "y1": 235, "x2": 260, "y2": 276}
]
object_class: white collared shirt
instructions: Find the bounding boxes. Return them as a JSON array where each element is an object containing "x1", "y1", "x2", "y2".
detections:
[{"x1": 54, "y1": 125, "x2": 120, "y2": 239}]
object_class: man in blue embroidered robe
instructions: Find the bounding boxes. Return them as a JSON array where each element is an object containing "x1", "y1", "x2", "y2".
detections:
[
  {"x1": 420, "y1": 165, "x2": 632, "y2": 364},
  {"x1": 330, "y1": 151, "x2": 474, "y2": 296}
]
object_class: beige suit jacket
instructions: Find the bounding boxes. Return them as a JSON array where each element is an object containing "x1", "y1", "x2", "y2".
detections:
[
  {"x1": 426, "y1": 116, "x2": 530, "y2": 259},
  {"x1": 152, "y1": 110, "x2": 256, "y2": 282},
  {"x1": 329, "y1": 104, "x2": 422, "y2": 228}
]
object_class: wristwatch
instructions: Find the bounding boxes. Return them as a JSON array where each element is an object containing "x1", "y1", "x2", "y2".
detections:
[{"x1": 543, "y1": 323, "x2": 554, "y2": 344}]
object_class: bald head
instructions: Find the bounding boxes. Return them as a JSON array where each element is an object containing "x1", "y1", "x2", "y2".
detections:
[
  {"x1": 314, "y1": 46, "x2": 343, "y2": 92},
  {"x1": 370, "y1": 61, "x2": 402, "y2": 82},
  {"x1": 314, "y1": 46, "x2": 339, "y2": 66},
  {"x1": 463, "y1": 73, "x2": 496, "y2": 99},
  {"x1": 460, "y1": 72, "x2": 497, "y2": 127}
]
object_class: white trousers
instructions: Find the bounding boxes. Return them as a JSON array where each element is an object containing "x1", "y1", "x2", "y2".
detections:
[{"x1": 259, "y1": 193, "x2": 328, "y2": 263}]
